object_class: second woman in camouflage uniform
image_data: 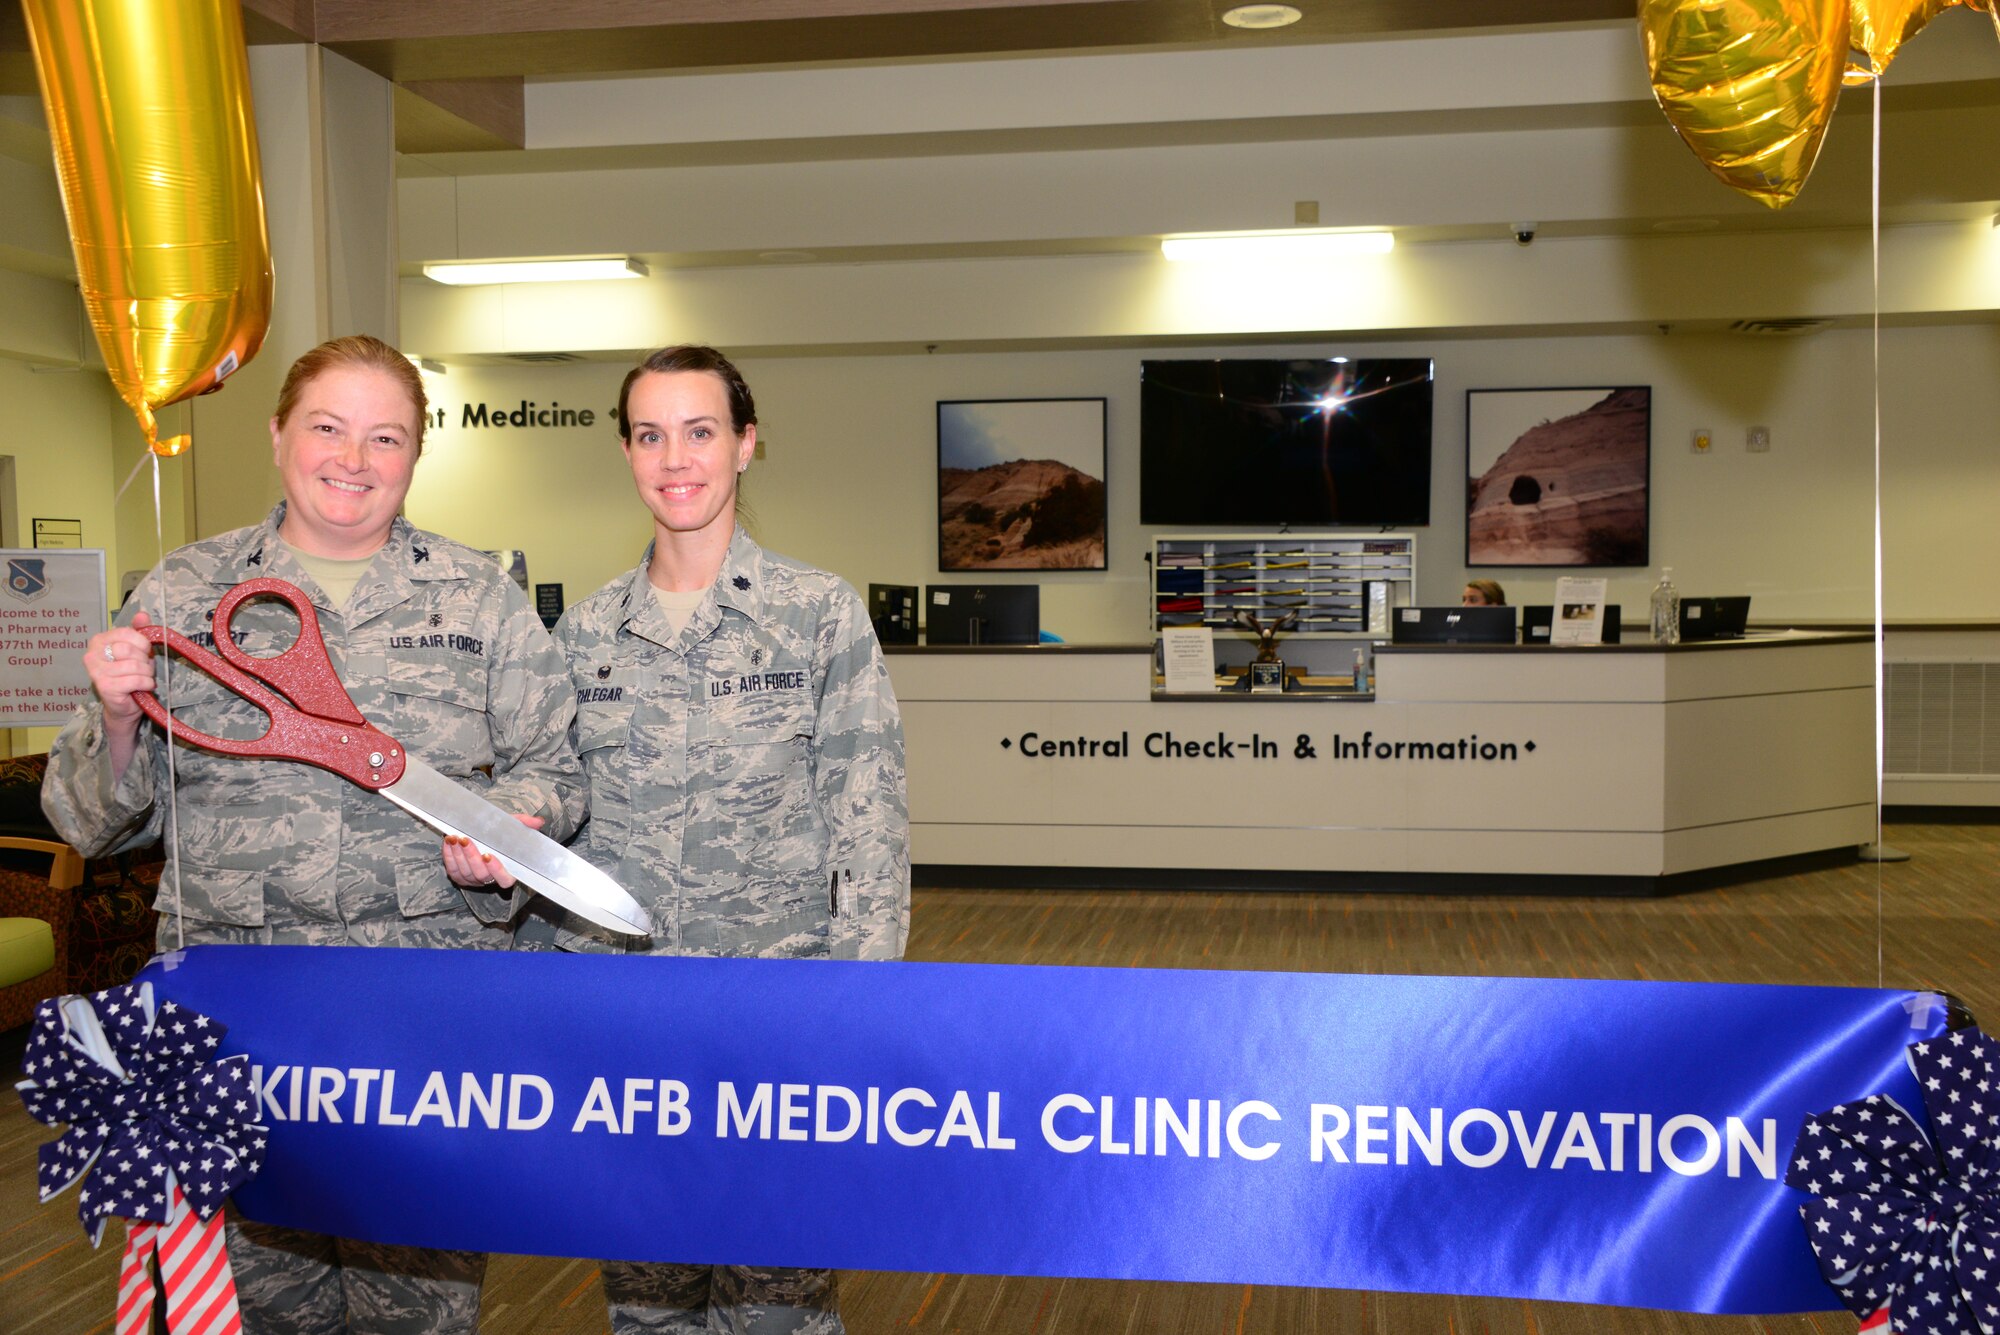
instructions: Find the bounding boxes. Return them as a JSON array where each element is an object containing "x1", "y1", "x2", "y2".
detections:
[{"x1": 492, "y1": 345, "x2": 910, "y2": 1334}]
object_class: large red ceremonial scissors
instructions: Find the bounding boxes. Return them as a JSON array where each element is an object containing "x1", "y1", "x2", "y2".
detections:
[{"x1": 130, "y1": 577, "x2": 649, "y2": 936}]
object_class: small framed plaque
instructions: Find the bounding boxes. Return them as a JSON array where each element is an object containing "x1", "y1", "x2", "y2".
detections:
[
  {"x1": 535, "y1": 582, "x2": 565, "y2": 630},
  {"x1": 1249, "y1": 660, "x2": 1286, "y2": 694}
]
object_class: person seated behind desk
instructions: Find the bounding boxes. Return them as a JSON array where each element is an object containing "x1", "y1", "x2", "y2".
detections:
[{"x1": 1462, "y1": 579, "x2": 1506, "y2": 607}]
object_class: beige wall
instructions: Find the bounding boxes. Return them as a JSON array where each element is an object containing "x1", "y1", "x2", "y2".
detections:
[{"x1": 400, "y1": 321, "x2": 1998, "y2": 641}]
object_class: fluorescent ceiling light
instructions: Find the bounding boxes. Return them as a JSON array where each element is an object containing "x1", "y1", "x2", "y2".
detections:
[
  {"x1": 422, "y1": 257, "x2": 649, "y2": 285},
  {"x1": 1161, "y1": 229, "x2": 1394, "y2": 262}
]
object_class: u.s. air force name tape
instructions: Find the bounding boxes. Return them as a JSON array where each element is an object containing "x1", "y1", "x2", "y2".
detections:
[{"x1": 136, "y1": 945, "x2": 1939, "y2": 1314}]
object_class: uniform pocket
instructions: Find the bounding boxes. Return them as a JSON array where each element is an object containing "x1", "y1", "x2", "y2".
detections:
[
  {"x1": 158, "y1": 663, "x2": 269, "y2": 742},
  {"x1": 686, "y1": 699, "x2": 827, "y2": 880},
  {"x1": 382, "y1": 657, "x2": 489, "y2": 763},
  {"x1": 682, "y1": 875, "x2": 830, "y2": 958},
  {"x1": 170, "y1": 864, "x2": 266, "y2": 928},
  {"x1": 576, "y1": 698, "x2": 635, "y2": 756},
  {"x1": 383, "y1": 656, "x2": 487, "y2": 712},
  {"x1": 695, "y1": 698, "x2": 816, "y2": 774},
  {"x1": 394, "y1": 857, "x2": 460, "y2": 919}
]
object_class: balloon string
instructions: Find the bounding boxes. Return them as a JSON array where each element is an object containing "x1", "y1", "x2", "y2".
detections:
[
  {"x1": 112, "y1": 450, "x2": 153, "y2": 505},
  {"x1": 144, "y1": 448, "x2": 184, "y2": 952},
  {"x1": 1871, "y1": 76, "x2": 1883, "y2": 990}
]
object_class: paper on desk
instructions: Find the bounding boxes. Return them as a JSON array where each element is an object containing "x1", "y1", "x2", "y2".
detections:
[
  {"x1": 1160, "y1": 626, "x2": 1219, "y2": 692},
  {"x1": 1552, "y1": 576, "x2": 1608, "y2": 646}
]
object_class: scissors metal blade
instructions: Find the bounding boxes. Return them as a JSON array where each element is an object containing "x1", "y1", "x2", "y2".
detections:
[{"x1": 377, "y1": 757, "x2": 652, "y2": 938}]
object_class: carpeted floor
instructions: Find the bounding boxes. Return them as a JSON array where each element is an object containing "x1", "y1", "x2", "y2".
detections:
[{"x1": 5, "y1": 818, "x2": 1995, "y2": 1333}]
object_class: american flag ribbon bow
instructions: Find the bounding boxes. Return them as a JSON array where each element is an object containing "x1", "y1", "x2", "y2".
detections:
[
  {"x1": 1787, "y1": 1026, "x2": 2000, "y2": 1335},
  {"x1": 14, "y1": 981, "x2": 268, "y2": 1335}
]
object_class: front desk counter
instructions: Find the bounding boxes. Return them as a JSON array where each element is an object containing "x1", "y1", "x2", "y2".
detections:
[{"x1": 884, "y1": 633, "x2": 1875, "y2": 887}]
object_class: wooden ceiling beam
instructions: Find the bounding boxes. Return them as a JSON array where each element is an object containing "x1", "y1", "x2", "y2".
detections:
[
  {"x1": 308, "y1": 0, "x2": 1633, "y2": 82},
  {"x1": 240, "y1": 0, "x2": 317, "y2": 44},
  {"x1": 397, "y1": 78, "x2": 526, "y2": 153}
]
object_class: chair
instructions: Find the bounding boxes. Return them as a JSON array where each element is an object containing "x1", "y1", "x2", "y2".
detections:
[
  {"x1": 0, "y1": 835, "x2": 82, "y2": 1032},
  {"x1": 0, "y1": 754, "x2": 165, "y2": 1026}
]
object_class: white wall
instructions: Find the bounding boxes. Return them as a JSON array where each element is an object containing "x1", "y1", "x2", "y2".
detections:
[{"x1": 402, "y1": 322, "x2": 1997, "y2": 642}]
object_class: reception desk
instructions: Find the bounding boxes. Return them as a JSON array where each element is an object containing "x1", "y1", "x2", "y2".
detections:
[{"x1": 885, "y1": 633, "x2": 1875, "y2": 884}]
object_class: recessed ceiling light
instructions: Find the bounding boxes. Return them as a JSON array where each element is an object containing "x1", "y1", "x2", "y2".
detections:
[
  {"x1": 1161, "y1": 228, "x2": 1393, "y2": 261},
  {"x1": 1223, "y1": 4, "x2": 1303, "y2": 28},
  {"x1": 422, "y1": 257, "x2": 648, "y2": 285}
]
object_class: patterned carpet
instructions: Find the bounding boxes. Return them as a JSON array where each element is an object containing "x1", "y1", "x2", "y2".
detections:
[{"x1": 4, "y1": 820, "x2": 1994, "y2": 1333}]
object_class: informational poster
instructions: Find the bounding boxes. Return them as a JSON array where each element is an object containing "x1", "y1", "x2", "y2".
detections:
[
  {"x1": 1159, "y1": 626, "x2": 1218, "y2": 693},
  {"x1": 0, "y1": 548, "x2": 107, "y2": 725},
  {"x1": 1552, "y1": 576, "x2": 1608, "y2": 646}
]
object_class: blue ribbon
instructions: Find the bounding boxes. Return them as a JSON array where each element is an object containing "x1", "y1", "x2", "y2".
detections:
[{"x1": 132, "y1": 945, "x2": 1939, "y2": 1314}]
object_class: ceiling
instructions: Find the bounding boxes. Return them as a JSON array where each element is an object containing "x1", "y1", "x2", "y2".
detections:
[{"x1": 2, "y1": 0, "x2": 1997, "y2": 348}]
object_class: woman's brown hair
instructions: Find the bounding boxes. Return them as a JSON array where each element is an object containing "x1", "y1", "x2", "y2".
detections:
[{"x1": 273, "y1": 335, "x2": 429, "y2": 453}]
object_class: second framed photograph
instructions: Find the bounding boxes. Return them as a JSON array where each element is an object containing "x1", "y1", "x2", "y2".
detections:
[
  {"x1": 938, "y1": 398, "x2": 1107, "y2": 571},
  {"x1": 1466, "y1": 386, "x2": 1650, "y2": 568}
]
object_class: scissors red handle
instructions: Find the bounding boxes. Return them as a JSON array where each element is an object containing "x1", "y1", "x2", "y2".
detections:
[
  {"x1": 129, "y1": 579, "x2": 407, "y2": 791},
  {"x1": 209, "y1": 577, "x2": 366, "y2": 726}
]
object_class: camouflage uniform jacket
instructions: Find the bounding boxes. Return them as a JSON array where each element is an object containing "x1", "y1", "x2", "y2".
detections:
[
  {"x1": 525, "y1": 526, "x2": 909, "y2": 960},
  {"x1": 41, "y1": 503, "x2": 585, "y2": 936}
]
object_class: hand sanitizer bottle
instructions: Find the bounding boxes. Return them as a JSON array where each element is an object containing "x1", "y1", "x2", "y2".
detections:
[{"x1": 1650, "y1": 567, "x2": 1680, "y2": 645}]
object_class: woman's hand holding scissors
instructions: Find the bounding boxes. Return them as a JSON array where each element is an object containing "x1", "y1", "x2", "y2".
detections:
[
  {"x1": 442, "y1": 814, "x2": 543, "y2": 890},
  {"x1": 83, "y1": 611, "x2": 159, "y2": 779}
]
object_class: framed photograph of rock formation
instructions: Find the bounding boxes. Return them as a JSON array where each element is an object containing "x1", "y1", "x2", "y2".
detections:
[
  {"x1": 938, "y1": 398, "x2": 1108, "y2": 571},
  {"x1": 1465, "y1": 386, "x2": 1650, "y2": 568}
]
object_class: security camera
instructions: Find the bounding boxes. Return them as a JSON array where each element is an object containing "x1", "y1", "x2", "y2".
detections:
[{"x1": 1511, "y1": 223, "x2": 1538, "y2": 246}]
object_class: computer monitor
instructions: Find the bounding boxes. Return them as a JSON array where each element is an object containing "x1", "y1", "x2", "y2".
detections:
[
  {"x1": 1390, "y1": 605, "x2": 1517, "y2": 645},
  {"x1": 1522, "y1": 604, "x2": 1623, "y2": 645},
  {"x1": 925, "y1": 584, "x2": 1039, "y2": 645},
  {"x1": 1678, "y1": 595, "x2": 1751, "y2": 641},
  {"x1": 868, "y1": 584, "x2": 919, "y2": 645}
]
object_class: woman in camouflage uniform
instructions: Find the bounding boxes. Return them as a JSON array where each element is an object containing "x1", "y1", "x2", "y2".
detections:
[
  {"x1": 492, "y1": 345, "x2": 910, "y2": 1333},
  {"x1": 43, "y1": 334, "x2": 586, "y2": 1335}
]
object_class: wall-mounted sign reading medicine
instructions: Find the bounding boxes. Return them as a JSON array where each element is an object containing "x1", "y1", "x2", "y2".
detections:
[
  {"x1": 1003, "y1": 729, "x2": 1536, "y2": 762},
  {"x1": 424, "y1": 400, "x2": 616, "y2": 431}
]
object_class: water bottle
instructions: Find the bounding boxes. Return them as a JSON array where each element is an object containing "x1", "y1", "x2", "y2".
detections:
[
  {"x1": 1352, "y1": 646, "x2": 1368, "y2": 693},
  {"x1": 1650, "y1": 567, "x2": 1680, "y2": 645}
]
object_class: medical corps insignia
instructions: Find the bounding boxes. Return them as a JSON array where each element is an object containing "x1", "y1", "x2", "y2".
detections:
[{"x1": 5, "y1": 558, "x2": 47, "y2": 601}]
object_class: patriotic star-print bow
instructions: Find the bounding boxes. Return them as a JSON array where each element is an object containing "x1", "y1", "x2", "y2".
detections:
[
  {"x1": 16, "y1": 981, "x2": 269, "y2": 1334},
  {"x1": 1788, "y1": 1027, "x2": 2000, "y2": 1335}
]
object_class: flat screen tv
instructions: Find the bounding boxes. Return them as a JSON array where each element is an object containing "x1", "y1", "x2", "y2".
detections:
[{"x1": 1140, "y1": 358, "x2": 1435, "y2": 526}]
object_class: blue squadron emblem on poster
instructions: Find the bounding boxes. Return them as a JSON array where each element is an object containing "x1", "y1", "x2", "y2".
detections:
[{"x1": 5, "y1": 558, "x2": 48, "y2": 601}]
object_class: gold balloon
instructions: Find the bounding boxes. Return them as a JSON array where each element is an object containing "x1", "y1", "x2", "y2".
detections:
[
  {"x1": 22, "y1": 0, "x2": 272, "y2": 455},
  {"x1": 1641, "y1": 0, "x2": 1851, "y2": 208},
  {"x1": 1846, "y1": 0, "x2": 1988, "y2": 83}
]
